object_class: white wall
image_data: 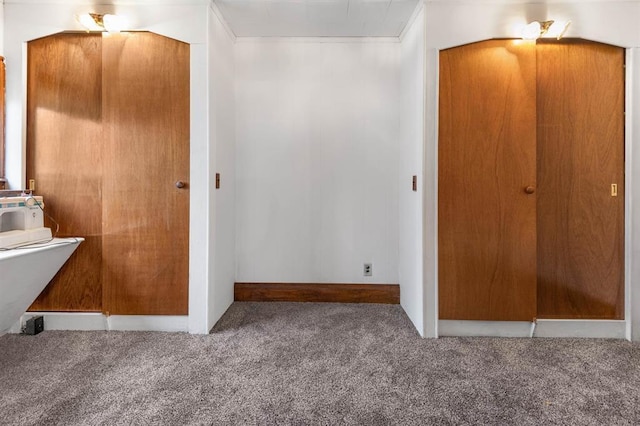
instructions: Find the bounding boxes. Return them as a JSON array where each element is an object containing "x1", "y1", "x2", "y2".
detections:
[
  {"x1": 399, "y1": 5, "x2": 425, "y2": 336},
  {"x1": 423, "y1": 0, "x2": 640, "y2": 338},
  {"x1": 208, "y1": 6, "x2": 236, "y2": 330},
  {"x1": 235, "y1": 39, "x2": 400, "y2": 284},
  {"x1": 3, "y1": 0, "x2": 212, "y2": 334}
]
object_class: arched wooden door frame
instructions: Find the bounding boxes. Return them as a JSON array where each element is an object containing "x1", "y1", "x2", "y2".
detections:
[
  {"x1": 4, "y1": 5, "x2": 211, "y2": 333},
  {"x1": 424, "y1": 37, "x2": 637, "y2": 340}
]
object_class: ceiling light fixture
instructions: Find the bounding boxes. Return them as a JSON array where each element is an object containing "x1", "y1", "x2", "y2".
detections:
[
  {"x1": 522, "y1": 20, "x2": 571, "y2": 40},
  {"x1": 547, "y1": 20, "x2": 571, "y2": 39},
  {"x1": 76, "y1": 13, "x2": 122, "y2": 33}
]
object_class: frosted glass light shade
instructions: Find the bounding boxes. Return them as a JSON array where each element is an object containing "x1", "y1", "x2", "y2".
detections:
[
  {"x1": 522, "y1": 21, "x2": 541, "y2": 40},
  {"x1": 76, "y1": 13, "x2": 103, "y2": 32},
  {"x1": 103, "y1": 14, "x2": 123, "y2": 33}
]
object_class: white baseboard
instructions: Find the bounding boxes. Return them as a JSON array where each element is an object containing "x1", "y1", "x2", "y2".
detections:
[
  {"x1": 534, "y1": 319, "x2": 626, "y2": 339},
  {"x1": 439, "y1": 320, "x2": 534, "y2": 337},
  {"x1": 439, "y1": 319, "x2": 628, "y2": 339},
  {"x1": 12, "y1": 313, "x2": 106, "y2": 332},
  {"x1": 11, "y1": 313, "x2": 188, "y2": 333},
  {"x1": 106, "y1": 315, "x2": 188, "y2": 332}
]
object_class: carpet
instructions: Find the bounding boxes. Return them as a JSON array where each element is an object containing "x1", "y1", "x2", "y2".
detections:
[{"x1": 1, "y1": 302, "x2": 639, "y2": 425}]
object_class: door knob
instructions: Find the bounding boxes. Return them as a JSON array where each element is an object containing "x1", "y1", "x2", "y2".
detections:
[
  {"x1": 175, "y1": 181, "x2": 186, "y2": 189},
  {"x1": 524, "y1": 186, "x2": 535, "y2": 194}
]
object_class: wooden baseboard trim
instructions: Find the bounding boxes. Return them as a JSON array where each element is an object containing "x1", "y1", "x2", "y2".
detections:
[{"x1": 234, "y1": 283, "x2": 400, "y2": 304}]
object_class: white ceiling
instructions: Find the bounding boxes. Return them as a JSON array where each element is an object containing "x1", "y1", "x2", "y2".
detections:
[{"x1": 213, "y1": 0, "x2": 422, "y2": 37}]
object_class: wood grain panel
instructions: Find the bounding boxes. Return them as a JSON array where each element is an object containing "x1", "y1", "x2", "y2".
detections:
[
  {"x1": 101, "y1": 33, "x2": 190, "y2": 315},
  {"x1": 0, "y1": 56, "x2": 5, "y2": 183},
  {"x1": 438, "y1": 40, "x2": 538, "y2": 321},
  {"x1": 26, "y1": 34, "x2": 103, "y2": 312},
  {"x1": 235, "y1": 283, "x2": 400, "y2": 304},
  {"x1": 536, "y1": 40, "x2": 625, "y2": 319},
  {"x1": 29, "y1": 237, "x2": 103, "y2": 311}
]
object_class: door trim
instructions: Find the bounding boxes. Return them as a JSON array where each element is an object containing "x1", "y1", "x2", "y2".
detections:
[
  {"x1": 439, "y1": 320, "x2": 534, "y2": 338},
  {"x1": 535, "y1": 320, "x2": 626, "y2": 339},
  {"x1": 439, "y1": 319, "x2": 626, "y2": 339},
  {"x1": 625, "y1": 47, "x2": 640, "y2": 341}
]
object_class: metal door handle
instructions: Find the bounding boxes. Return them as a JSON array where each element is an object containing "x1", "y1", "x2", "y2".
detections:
[{"x1": 175, "y1": 181, "x2": 186, "y2": 189}]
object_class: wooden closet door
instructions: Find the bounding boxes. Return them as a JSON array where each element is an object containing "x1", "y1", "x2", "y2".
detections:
[
  {"x1": 536, "y1": 41, "x2": 625, "y2": 319},
  {"x1": 102, "y1": 33, "x2": 190, "y2": 315},
  {"x1": 26, "y1": 33, "x2": 104, "y2": 312},
  {"x1": 439, "y1": 40, "x2": 538, "y2": 321}
]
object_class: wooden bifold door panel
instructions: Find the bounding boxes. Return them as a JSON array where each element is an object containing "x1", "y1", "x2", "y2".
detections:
[
  {"x1": 438, "y1": 40, "x2": 538, "y2": 321},
  {"x1": 101, "y1": 33, "x2": 190, "y2": 315},
  {"x1": 536, "y1": 41, "x2": 625, "y2": 319},
  {"x1": 27, "y1": 32, "x2": 190, "y2": 315},
  {"x1": 439, "y1": 39, "x2": 625, "y2": 321},
  {"x1": 27, "y1": 33, "x2": 104, "y2": 312}
]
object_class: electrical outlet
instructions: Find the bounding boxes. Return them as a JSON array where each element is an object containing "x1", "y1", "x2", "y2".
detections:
[
  {"x1": 24, "y1": 316, "x2": 44, "y2": 335},
  {"x1": 363, "y1": 263, "x2": 372, "y2": 276}
]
